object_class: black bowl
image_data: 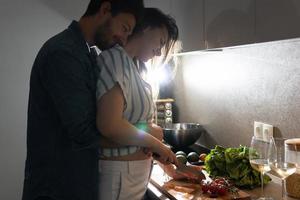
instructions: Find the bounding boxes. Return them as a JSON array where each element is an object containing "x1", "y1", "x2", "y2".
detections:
[{"x1": 163, "y1": 123, "x2": 204, "y2": 148}]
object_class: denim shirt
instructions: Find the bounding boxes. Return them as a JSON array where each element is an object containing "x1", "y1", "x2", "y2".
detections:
[{"x1": 22, "y1": 21, "x2": 101, "y2": 200}]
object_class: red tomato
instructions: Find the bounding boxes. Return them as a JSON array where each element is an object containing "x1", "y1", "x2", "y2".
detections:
[
  {"x1": 217, "y1": 185, "x2": 227, "y2": 195},
  {"x1": 201, "y1": 177, "x2": 230, "y2": 197},
  {"x1": 215, "y1": 179, "x2": 225, "y2": 185},
  {"x1": 208, "y1": 184, "x2": 218, "y2": 194},
  {"x1": 201, "y1": 184, "x2": 209, "y2": 193}
]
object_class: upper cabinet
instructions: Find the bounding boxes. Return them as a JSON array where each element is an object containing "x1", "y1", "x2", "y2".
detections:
[
  {"x1": 144, "y1": 0, "x2": 205, "y2": 52},
  {"x1": 144, "y1": 0, "x2": 171, "y2": 14},
  {"x1": 255, "y1": 0, "x2": 300, "y2": 43},
  {"x1": 204, "y1": 0, "x2": 255, "y2": 49},
  {"x1": 170, "y1": 0, "x2": 205, "y2": 52},
  {"x1": 144, "y1": 0, "x2": 300, "y2": 52}
]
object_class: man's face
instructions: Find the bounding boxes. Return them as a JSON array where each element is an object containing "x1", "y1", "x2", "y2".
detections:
[
  {"x1": 94, "y1": 13, "x2": 136, "y2": 50},
  {"x1": 137, "y1": 26, "x2": 168, "y2": 62}
]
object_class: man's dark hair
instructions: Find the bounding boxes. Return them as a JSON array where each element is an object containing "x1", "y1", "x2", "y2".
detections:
[
  {"x1": 130, "y1": 7, "x2": 179, "y2": 62},
  {"x1": 83, "y1": 0, "x2": 144, "y2": 23}
]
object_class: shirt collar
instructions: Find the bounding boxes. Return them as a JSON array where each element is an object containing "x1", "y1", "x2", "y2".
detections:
[
  {"x1": 68, "y1": 21, "x2": 91, "y2": 54},
  {"x1": 89, "y1": 45, "x2": 101, "y2": 56}
]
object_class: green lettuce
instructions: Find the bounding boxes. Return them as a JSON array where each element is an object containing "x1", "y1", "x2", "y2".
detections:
[{"x1": 205, "y1": 145, "x2": 271, "y2": 189}]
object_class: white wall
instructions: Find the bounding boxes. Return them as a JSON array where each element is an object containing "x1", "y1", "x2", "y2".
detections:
[{"x1": 0, "y1": 0, "x2": 89, "y2": 199}]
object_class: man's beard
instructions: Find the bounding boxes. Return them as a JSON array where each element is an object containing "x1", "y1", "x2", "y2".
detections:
[
  {"x1": 94, "y1": 21, "x2": 115, "y2": 50},
  {"x1": 94, "y1": 20, "x2": 125, "y2": 50}
]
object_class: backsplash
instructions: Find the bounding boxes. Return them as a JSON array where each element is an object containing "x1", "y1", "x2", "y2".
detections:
[{"x1": 171, "y1": 38, "x2": 300, "y2": 148}]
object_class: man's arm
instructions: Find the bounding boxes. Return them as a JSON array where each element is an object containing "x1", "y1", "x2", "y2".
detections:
[{"x1": 41, "y1": 49, "x2": 101, "y2": 150}]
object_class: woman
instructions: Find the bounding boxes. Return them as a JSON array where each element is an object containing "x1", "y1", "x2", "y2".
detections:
[{"x1": 95, "y1": 8, "x2": 192, "y2": 200}]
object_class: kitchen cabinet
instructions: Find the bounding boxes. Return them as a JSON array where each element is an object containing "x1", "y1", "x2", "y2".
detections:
[
  {"x1": 204, "y1": 0, "x2": 255, "y2": 49},
  {"x1": 145, "y1": 0, "x2": 205, "y2": 52},
  {"x1": 255, "y1": 0, "x2": 300, "y2": 43},
  {"x1": 171, "y1": 0, "x2": 205, "y2": 52},
  {"x1": 145, "y1": 0, "x2": 300, "y2": 52},
  {"x1": 144, "y1": 0, "x2": 171, "y2": 14},
  {"x1": 145, "y1": 0, "x2": 253, "y2": 51},
  {"x1": 145, "y1": 0, "x2": 255, "y2": 51}
]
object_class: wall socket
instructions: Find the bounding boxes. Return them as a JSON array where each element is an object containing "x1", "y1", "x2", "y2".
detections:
[{"x1": 254, "y1": 121, "x2": 273, "y2": 140}]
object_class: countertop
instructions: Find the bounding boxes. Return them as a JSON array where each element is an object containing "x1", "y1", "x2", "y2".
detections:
[{"x1": 147, "y1": 163, "x2": 298, "y2": 200}]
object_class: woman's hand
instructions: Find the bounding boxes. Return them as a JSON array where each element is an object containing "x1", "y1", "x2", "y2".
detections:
[
  {"x1": 152, "y1": 142, "x2": 178, "y2": 165},
  {"x1": 175, "y1": 165, "x2": 206, "y2": 181},
  {"x1": 157, "y1": 163, "x2": 205, "y2": 181}
]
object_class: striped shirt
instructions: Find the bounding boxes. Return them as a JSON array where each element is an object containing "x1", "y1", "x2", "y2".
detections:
[{"x1": 96, "y1": 45, "x2": 155, "y2": 157}]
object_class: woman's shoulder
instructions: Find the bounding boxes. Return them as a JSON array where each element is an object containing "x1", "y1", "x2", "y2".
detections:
[
  {"x1": 97, "y1": 45, "x2": 135, "y2": 74},
  {"x1": 101, "y1": 44, "x2": 128, "y2": 57}
]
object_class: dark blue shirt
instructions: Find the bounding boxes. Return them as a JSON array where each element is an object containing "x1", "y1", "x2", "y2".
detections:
[{"x1": 22, "y1": 21, "x2": 101, "y2": 200}]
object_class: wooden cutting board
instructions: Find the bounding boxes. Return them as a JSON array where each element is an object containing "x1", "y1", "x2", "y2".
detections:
[{"x1": 150, "y1": 164, "x2": 251, "y2": 200}]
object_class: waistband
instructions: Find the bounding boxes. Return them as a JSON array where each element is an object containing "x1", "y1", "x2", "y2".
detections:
[
  {"x1": 99, "y1": 158, "x2": 152, "y2": 173},
  {"x1": 99, "y1": 146, "x2": 140, "y2": 158}
]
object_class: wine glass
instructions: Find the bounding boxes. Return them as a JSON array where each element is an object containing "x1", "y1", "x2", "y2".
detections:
[
  {"x1": 249, "y1": 136, "x2": 273, "y2": 200},
  {"x1": 269, "y1": 138, "x2": 297, "y2": 200}
]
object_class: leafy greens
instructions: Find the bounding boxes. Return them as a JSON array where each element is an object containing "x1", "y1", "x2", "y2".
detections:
[{"x1": 205, "y1": 145, "x2": 271, "y2": 188}]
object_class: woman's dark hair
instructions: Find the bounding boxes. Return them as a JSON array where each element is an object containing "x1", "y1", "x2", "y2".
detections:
[
  {"x1": 130, "y1": 7, "x2": 179, "y2": 62},
  {"x1": 82, "y1": 0, "x2": 144, "y2": 24}
]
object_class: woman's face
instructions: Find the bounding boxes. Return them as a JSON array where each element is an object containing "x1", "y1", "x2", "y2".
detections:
[{"x1": 137, "y1": 26, "x2": 168, "y2": 62}]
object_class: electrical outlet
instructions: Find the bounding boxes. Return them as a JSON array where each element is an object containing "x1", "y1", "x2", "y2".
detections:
[
  {"x1": 262, "y1": 123, "x2": 273, "y2": 140},
  {"x1": 254, "y1": 121, "x2": 273, "y2": 141},
  {"x1": 254, "y1": 121, "x2": 264, "y2": 138}
]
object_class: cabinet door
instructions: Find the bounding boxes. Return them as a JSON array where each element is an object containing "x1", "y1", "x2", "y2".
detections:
[
  {"x1": 144, "y1": 0, "x2": 171, "y2": 14},
  {"x1": 256, "y1": 0, "x2": 300, "y2": 43},
  {"x1": 205, "y1": 0, "x2": 255, "y2": 49},
  {"x1": 171, "y1": 0, "x2": 205, "y2": 52}
]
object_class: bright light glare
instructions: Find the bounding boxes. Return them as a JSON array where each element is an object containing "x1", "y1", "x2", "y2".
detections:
[
  {"x1": 183, "y1": 52, "x2": 248, "y2": 93},
  {"x1": 143, "y1": 61, "x2": 169, "y2": 98},
  {"x1": 146, "y1": 67, "x2": 168, "y2": 84},
  {"x1": 145, "y1": 61, "x2": 169, "y2": 84}
]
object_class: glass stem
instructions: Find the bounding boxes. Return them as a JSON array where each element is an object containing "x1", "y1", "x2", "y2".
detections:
[
  {"x1": 261, "y1": 172, "x2": 265, "y2": 197},
  {"x1": 281, "y1": 179, "x2": 285, "y2": 200}
]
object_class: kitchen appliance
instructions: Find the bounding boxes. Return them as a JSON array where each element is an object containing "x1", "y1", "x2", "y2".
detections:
[
  {"x1": 285, "y1": 138, "x2": 300, "y2": 198},
  {"x1": 155, "y1": 98, "x2": 174, "y2": 128},
  {"x1": 163, "y1": 123, "x2": 204, "y2": 148}
]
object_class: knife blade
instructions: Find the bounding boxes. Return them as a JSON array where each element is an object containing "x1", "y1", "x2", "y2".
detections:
[{"x1": 176, "y1": 162, "x2": 204, "y2": 180}]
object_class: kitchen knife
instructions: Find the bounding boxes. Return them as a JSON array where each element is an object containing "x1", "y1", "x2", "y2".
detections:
[{"x1": 176, "y1": 162, "x2": 204, "y2": 180}]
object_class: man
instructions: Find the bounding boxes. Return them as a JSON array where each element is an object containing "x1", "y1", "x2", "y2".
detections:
[{"x1": 22, "y1": 1, "x2": 144, "y2": 200}]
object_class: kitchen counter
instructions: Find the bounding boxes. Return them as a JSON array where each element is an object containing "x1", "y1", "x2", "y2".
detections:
[{"x1": 147, "y1": 163, "x2": 298, "y2": 200}]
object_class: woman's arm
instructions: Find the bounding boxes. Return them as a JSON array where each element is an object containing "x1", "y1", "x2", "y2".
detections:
[
  {"x1": 147, "y1": 123, "x2": 164, "y2": 141},
  {"x1": 96, "y1": 84, "x2": 177, "y2": 165},
  {"x1": 99, "y1": 123, "x2": 163, "y2": 148}
]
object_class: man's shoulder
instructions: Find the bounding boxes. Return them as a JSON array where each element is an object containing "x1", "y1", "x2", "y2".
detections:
[
  {"x1": 41, "y1": 24, "x2": 87, "y2": 58},
  {"x1": 43, "y1": 29, "x2": 79, "y2": 55},
  {"x1": 33, "y1": 27, "x2": 91, "y2": 74}
]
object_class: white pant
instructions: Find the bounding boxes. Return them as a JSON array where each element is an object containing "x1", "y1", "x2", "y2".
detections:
[{"x1": 98, "y1": 158, "x2": 152, "y2": 200}]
